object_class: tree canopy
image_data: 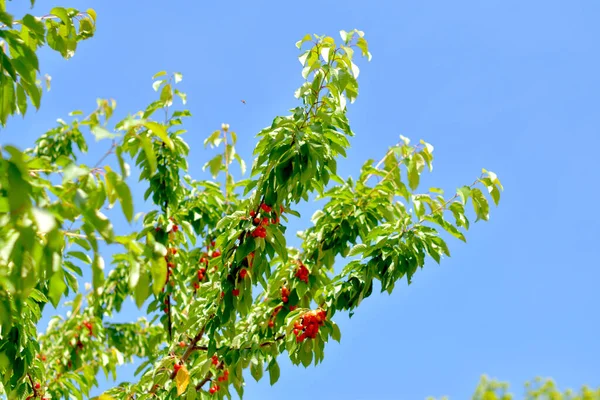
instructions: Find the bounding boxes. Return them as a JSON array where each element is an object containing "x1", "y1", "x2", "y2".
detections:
[{"x1": 0, "y1": 3, "x2": 597, "y2": 400}]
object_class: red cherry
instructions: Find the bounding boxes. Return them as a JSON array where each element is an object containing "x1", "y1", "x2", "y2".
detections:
[
  {"x1": 209, "y1": 386, "x2": 218, "y2": 394},
  {"x1": 172, "y1": 225, "x2": 179, "y2": 232},
  {"x1": 249, "y1": 210, "x2": 256, "y2": 217},
  {"x1": 280, "y1": 205, "x2": 285, "y2": 214},
  {"x1": 239, "y1": 269, "x2": 248, "y2": 279},
  {"x1": 41, "y1": 355, "x2": 47, "y2": 361},
  {"x1": 211, "y1": 355, "x2": 219, "y2": 366},
  {"x1": 212, "y1": 250, "x2": 221, "y2": 258},
  {"x1": 34, "y1": 382, "x2": 41, "y2": 390},
  {"x1": 179, "y1": 341, "x2": 186, "y2": 348},
  {"x1": 282, "y1": 296, "x2": 288, "y2": 303},
  {"x1": 200, "y1": 257, "x2": 208, "y2": 264},
  {"x1": 171, "y1": 248, "x2": 177, "y2": 255},
  {"x1": 167, "y1": 262, "x2": 175, "y2": 269},
  {"x1": 289, "y1": 305, "x2": 297, "y2": 311},
  {"x1": 253, "y1": 217, "x2": 261, "y2": 225},
  {"x1": 194, "y1": 282, "x2": 200, "y2": 290},
  {"x1": 174, "y1": 363, "x2": 182, "y2": 373},
  {"x1": 232, "y1": 288, "x2": 240, "y2": 297},
  {"x1": 293, "y1": 328, "x2": 299, "y2": 335},
  {"x1": 163, "y1": 307, "x2": 169, "y2": 313},
  {"x1": 221, "y1": 291, "x2": 225, "y2": 299},
  {"x1": 211, "y1": 240, "x2": 216, "y2": 247},
  {"x1": 261, "y1": 204, "x2": 272, "y2": 213},
  {"x1": 268, "y1": 320, "x2": 274, "y2": 328},
  {"x1": 155, "y1": 226, "x2": 162, "y2": 232}
]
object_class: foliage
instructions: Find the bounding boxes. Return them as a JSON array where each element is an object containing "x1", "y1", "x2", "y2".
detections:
[
  {"x1": 0, "y1": 0, "x2": 96, "y2": 126},
  {"x1": 0, "y1": 3, "x2": 590, "y2": 400},
  {"x1": 428, "y1": 376, "x2": 600, "y2": 400}
]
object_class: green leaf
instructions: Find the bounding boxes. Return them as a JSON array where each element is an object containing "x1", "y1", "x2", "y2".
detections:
[
  {"x1": 152, "y1": 71, "x2": 167, "y2": 79},
  {"x1": 92, "y1": 254, "x2": 105, "y2": 293},
  {"x1": 204, "y1": 130, "x2": 221, "y2": 148},
  {"x1": 235, "y1": 153, "x2": 247, "y2": 175},
  {"x1": 115, "y1": 180, "x2": 134, "y2": 222},
  {"x1": 470, "y1": 188, "x2": 489, "y2": 222},
  {"x1": 268, "y1": 359, "x2": 280, "y2": 385},
  {"x1": 348, "y1": 244, "x2": 366, "y2": 257},
  {"x1": 63, "y1": 163, "x2": 89, "y2": 183},
  {"x1": 296, "y1": 33, "x2": 312, "y2": 49},
  {"x1": 331, "y1": 322, "x2": 341, "y2": 342},
  {"x1": 143, "y1": 121, "x2": 173, "y2": 150},
  {"x1": 139, "y1": 135, "x2": 157, "y2": 175},
  {"x1": 150, "y1": 257, "x2": 167, "y2": 295},
  {"x1": 91, "y1": 125, "x2": 119, "y2": 141},
  {"x1": 250, "y1": 359, "x2": 263, "y2": 382},
  {"x1": 67, "y1": 251, "x2": 92, "y2": 264},
  {"x1": 48, "y1": 271, "x2": 66, "y2": 307},
  {"x1": 135, "y1": 272, "x2": 150, "y2": 308},
  {"x1": 457, "y1": 186, "x2": 471, "y2": 205},
  {"x1": 407, "y1": 159, "x2": 420, "y2": 191},
  {"x1": 204, "y1": 154, "x2": 223, "y2": 178}
]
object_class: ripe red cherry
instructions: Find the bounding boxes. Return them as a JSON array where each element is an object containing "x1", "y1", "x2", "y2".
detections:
[
  {"x1": 253, "y1": 217, "x2": 261, "y2": 225},
  {"x1": 171, "y1": 248, "x2": 177, "y2": 255},
  {"x1": 193, "y1": 282, "x2": 200, "y2": 290},
  {"x1": 282, "y1": 296, "x2": 288, "y2": 303},
  {"x1": 268, "y1": 320, "x2": 274, "y2": 328},
  {"x1": 163, "y1": 307, "x2": 169, "y2": 313},
  {"x1": 211, "y1": 240, "x2": 216, "y2": 247},
  {"x1": 212, "y1": 250, "x2": 221, "y2": 258},
  {"x1": 179, "y1": 341, "x2": 186, "y2": 348},
  {"x1": 261, "y1": 204, "x2": 272, "y2": 213},
  {"x1": 289, "y1": 305, "x2": 297, "y2": 311},
  {"x1": 232, "y1": 288, "x2": 240, "y2": 297},
  {"x1": 211, "y1": 355, "x2": 219, "y2": 365},
  {"x1": 41, "y1": 355, "x2": 47, "y2": 361},
  {"x1": 172, "y1": 225, "x2": 179, "y2": 232},
  {"x1": 199, "y1": 257, "x2": 208, "y2": 264},
  {"x1": 249, "y1": 210, "x2": 256, "y2": 217},
  {"x1": 174, "y1": 363, "x2": 182, "y2": 373},
  {"x1": 209, "y1": 385, "x2": 219, "y2": 394},
  {"x1": 34, "y1": 382, "x2": 41, "y2": 390},
  {"x1": 239, "y1": 269, "x2": 248, "y2": 279}
]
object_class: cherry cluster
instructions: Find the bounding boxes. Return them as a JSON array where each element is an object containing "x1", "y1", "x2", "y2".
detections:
[
  {"x1": 250, "y1": 203, "x2": 285, "y2": 238},
  {"x1": 82, "y1": 321, "x2": 93, "y2": 336},
  {"x1": 194, "y1": 241, "x2": 221, "y2": 290},
  {"x1": 216, "y1": 369, "x2": 229, "y2": 383},
  {"x1": 295, "y1": 261, "x2": 310, "y2": 283},
  {"x1": 281, "y1": 286, "x2": 290, "y2": 303},
  {"x1": 165, "y1": 248, "x2": 178, "y2": 284},
  {"x1": 294, "y1": 309, "x2": 327, "y2": 343},
  {"x1": 207, "y1": 354, "x2": 227, "y2": 394}
]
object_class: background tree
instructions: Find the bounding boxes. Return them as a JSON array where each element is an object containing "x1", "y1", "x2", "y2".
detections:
[{"x1": 0, "y1": 3, "x2": 597, "y2": 400}]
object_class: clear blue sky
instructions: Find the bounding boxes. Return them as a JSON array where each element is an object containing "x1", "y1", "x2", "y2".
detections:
[{"x1": 3, "y1": 1, "x2": 600, "y2": 399}]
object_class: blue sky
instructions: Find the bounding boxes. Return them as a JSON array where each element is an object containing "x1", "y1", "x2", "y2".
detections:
[{"x1": 3, "y1": 0, "x2": 600, "y2": 399}]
